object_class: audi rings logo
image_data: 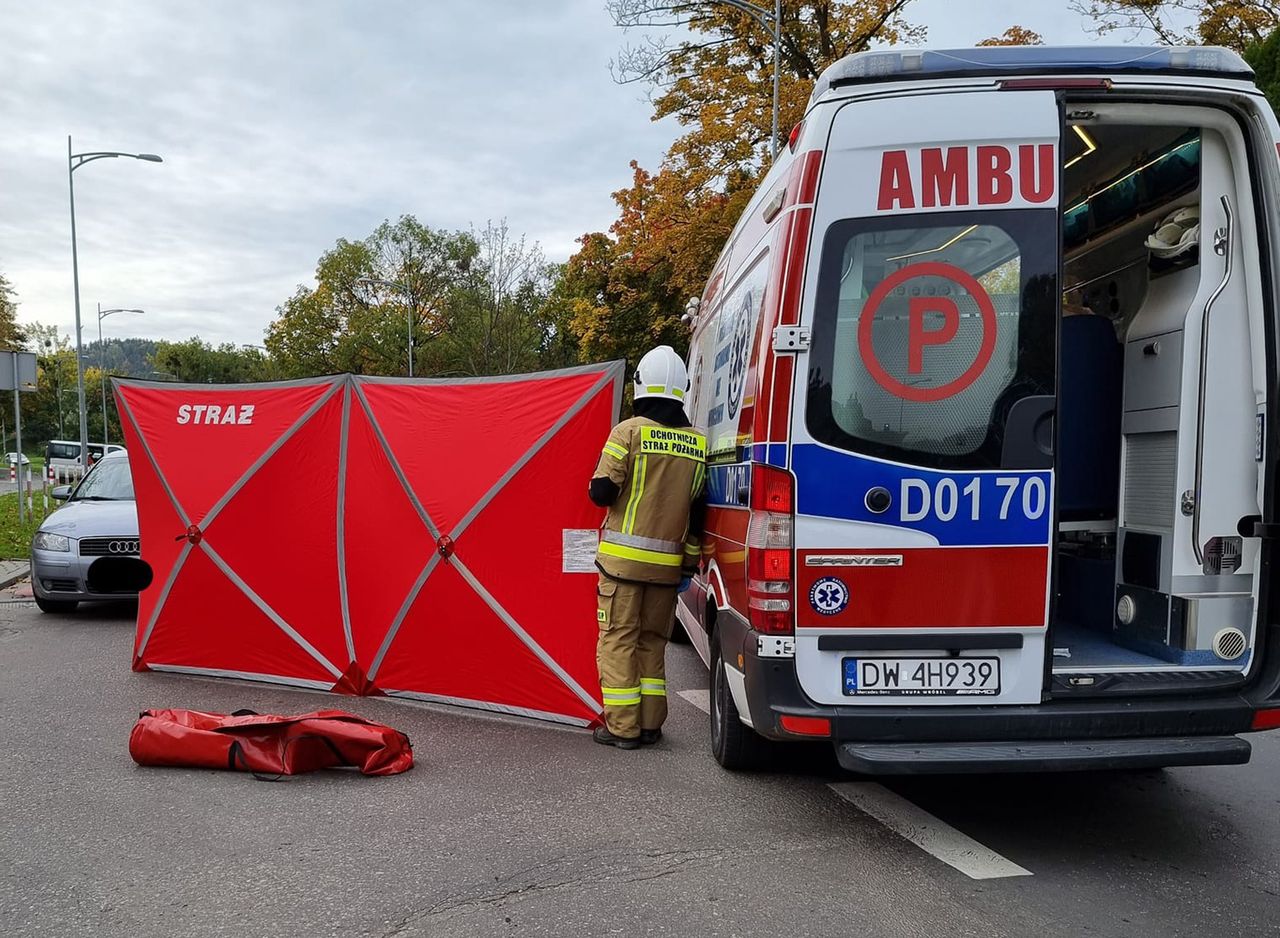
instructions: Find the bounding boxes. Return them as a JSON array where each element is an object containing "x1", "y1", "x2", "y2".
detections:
[{"x1": 108, "y1": 540, "x2": 140, "y2": 555}]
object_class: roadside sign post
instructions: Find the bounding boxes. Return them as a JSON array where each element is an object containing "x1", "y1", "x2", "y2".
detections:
[
  {"x1": 14, "y1": 359, "x2": 20, "y2": 524},
  {"x1": 0, "y1": 351, "x2": 39, "y2": 524}
]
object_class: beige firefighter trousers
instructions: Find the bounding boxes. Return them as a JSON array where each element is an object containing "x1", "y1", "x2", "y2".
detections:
[{"x1": 595, "y1": 573, "x2": 676, "y2": 738}]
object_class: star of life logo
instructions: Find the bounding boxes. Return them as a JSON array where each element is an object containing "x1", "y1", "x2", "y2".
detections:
[{"x1": 809, "y1": 577, "x2": 850, "y2": 616}]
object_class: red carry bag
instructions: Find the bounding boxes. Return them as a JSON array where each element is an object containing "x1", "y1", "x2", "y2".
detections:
[{"x1": 129, "y1": 708, "x2": 414, "y2": 776}]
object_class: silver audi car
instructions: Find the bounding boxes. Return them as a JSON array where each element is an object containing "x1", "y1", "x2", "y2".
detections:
[{"x1": 30, "y1": 450, "x2": 149, "y2": 613}]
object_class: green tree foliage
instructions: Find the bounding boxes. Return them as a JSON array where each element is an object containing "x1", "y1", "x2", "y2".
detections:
[
  {"x1": 90, "y1": 337, "x2": 160, "y2": 377},
  {"x1": 4, "y1": 323, "x2": 82, "y2": 452},
  {"x1": 267, "y1": 216, "x2": 476, "y2": 377},
  {"x1": 150, "y1": 338, "x2": 274, "y2": 384},
  {"x1": 424, "y1": 221, "x2": 558, "y2": 377},
  {"x1": 1246, "y1": 28, "x2": 1280, "y2": 112},
  {"x1": 0, "y1": 274, "x2": 22, "y2": 351},
  {"x1": 268, "y1": 216, "x2": 559, "y2": 378},
  {"x1": 4, "y1": 324, "x2": 276, "y2": 452},
  {"x1": 17, "y1": 326, "x2": 126, "y2": 450}
]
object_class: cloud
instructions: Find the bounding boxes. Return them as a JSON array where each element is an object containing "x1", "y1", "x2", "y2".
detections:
[
  {"x1": 0, "y1": 0, "x2": 675, "y2": 346},
  {"x1": 0, "y1": 0, "x2": 1148, "y2": 349}
]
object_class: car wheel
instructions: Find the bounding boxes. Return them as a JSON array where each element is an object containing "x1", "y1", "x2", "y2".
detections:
[
  {"x1": 710, "y1": 638, "x2": 771, "y2": 771},
  {"x1": 35, "y1": 597, "x2": 79, "y2": 614}
]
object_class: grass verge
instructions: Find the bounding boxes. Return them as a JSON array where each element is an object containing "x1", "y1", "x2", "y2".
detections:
[{"x1": 0, "y1": 491, "x2": 49, "y2": 560}]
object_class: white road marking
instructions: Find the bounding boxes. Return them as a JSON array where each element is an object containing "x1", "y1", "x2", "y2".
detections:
[
  {"x1": 829, "y1": 782, "x2": 1032, "y2": 880},
  {"x1": 677, "y1": 688, "x2": 710, "y2": 714}
]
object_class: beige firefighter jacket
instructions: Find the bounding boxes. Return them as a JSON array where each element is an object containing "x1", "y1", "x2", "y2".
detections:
[{"x1": 592, "y1": 417, "x2": 707, "y2": 585}]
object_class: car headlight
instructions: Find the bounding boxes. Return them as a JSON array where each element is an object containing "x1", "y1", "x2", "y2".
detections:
[{"x1": 32, "y1": 532, "x2": 71, "y2": 552}]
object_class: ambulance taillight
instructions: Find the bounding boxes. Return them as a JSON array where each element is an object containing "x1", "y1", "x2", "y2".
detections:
[
  {"x1": 1251, "y1": 708, "x2": 1280, "y2": 731},
  {"x1": 747, "y1": 463, "x2": 795, "y2": 635},
  {"x1": 787, "y1": 120, "x2": 804, "y2": 153}
]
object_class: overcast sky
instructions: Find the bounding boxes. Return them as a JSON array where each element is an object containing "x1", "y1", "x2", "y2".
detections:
[{"x1": 0, "y1": 1, "x2": 1154, "y2": 348}]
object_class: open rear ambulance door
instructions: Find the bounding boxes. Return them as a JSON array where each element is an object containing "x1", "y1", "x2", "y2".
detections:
[{"x1": 790, "y1": 89, "x2": 1062, "y2": 706}]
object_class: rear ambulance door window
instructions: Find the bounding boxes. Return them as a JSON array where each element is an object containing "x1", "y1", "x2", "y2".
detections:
[{"x1": 807, "y1": 210, "x2": 1056, "y2": 471}]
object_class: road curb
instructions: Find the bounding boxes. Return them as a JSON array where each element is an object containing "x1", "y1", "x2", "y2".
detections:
[{"x1": 0, "y1": 563, "x2": 31, "y2": 591}]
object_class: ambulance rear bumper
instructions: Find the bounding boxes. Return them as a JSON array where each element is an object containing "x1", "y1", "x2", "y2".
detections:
[
  {"x1": 739, "y1": 639, "x2": 1268, "y2": 770},
  {"x1": 833, "y1": 736, "x2": 1251, "y2": 774}
]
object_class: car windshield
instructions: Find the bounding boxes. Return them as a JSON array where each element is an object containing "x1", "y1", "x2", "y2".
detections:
[{"x1": 71, "y1": 459, "x2": 134, "y2": 501}]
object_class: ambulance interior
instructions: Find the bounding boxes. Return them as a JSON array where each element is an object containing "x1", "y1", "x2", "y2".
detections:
[{"x1": 1051, "y1": 106, "x2": 1259, "y2": 686}]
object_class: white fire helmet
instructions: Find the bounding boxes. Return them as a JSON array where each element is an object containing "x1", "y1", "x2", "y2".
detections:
[
  {"x1": 1146, "y1": 205, "x2": 1200, "y2": 259},
  {"x1": 633, "y1": 345, "x2": 690, "y2": 404}
]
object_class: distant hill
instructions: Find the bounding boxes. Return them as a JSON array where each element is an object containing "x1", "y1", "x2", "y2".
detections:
[{"x1": 83, "y1": 337, "x2": 158, "y2": 377}]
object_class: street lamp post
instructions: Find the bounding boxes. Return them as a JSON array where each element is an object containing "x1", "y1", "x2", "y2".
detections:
[
  {"x1": 68, "y1": 136, "x2": 162, "y2": 465},
  {"x1": 96, "y1": 304, "x2": 144, "y2": 447},
  {"x1": 354, "y1": 278, "x2": 415, "y2": 377},
  {"x1": 716, "y1": 0, "x2": 781, "y2": 157}
]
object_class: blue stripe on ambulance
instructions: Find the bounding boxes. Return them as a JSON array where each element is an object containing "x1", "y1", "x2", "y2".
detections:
[{"x1": 791, "y1": 443, "x2": 1052, "y2": 547}]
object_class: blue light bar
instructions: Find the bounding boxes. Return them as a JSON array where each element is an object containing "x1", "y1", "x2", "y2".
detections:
[{"x1": 811, "y1": 46, "x2": 1253, "y2": 101}]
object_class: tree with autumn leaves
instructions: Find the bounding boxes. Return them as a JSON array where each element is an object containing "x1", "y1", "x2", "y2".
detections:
[
  {"x1": 1072, "y1": 2, "x2": 1280, "y2": 122},
  {"x1": 549, "y1": 2, "x2": 1042, "y2": 374},
  {"x1": 1071, "y1": 0, "x2": 1278, "y2": 50},
  {"x1": 554, "y1": 0, "x2": 1280, "y2": 378}
]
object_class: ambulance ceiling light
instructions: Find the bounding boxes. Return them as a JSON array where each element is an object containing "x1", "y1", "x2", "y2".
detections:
[
  {"x1": 887, "y1": 225, "x2": 979, "y2": 263},
  {"x1": 1066, "y1": 138, "x2": 1199, "y2": 213},
  {"x1": 812, "y1": 46, "x2": 1251, "y2": 101},
  {"x1": 1064, "y1": 125, "x2": 1099, "y2": 170}
]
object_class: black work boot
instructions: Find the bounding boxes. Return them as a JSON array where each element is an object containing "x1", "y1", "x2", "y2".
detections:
[
  {"x1": 639, "y1": 729, "x2": 662, "y2": 746},
  {"x1": 593, "y1": 726, "x2": 640, "y2": 750}
]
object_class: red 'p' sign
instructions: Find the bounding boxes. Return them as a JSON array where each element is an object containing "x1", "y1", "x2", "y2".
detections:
[
  {"x1": 907, "y1": 296, "x2": 960, "y2": 374},
  {"x1": 858, "y1": 261, "x2": 997, "y2": 403}
]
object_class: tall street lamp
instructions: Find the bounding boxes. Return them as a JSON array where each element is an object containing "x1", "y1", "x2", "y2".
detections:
[
  {"x1": 96, "y1": 304, "x2": 144, "y2": 447},
  {"x1": 717, "y1": 0, "x2": 781, "y2": 157},
  {"x1": 354, "y1": 277, "x2": 415, "y2": 377},
  {"x1": 68, "y1": 136, "x2": 162, "y2": 464}
]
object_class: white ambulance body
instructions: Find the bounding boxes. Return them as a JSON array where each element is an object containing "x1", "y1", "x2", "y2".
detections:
[{"x1": 679, "y1": 46, "x2": 1280, "y2": 772}]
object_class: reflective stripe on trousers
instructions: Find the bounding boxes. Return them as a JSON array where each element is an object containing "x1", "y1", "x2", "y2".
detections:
[
  {"x1": 601, "y1": 685, "x2": 641, "y2": 706},
  {"x1": 596, "y1": 575, "x2": 676, "y2": 737}
]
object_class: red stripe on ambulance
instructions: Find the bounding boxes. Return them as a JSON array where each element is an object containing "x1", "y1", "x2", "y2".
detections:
[
  {"x1": 877, "y1": 144, "x2": 1056, "y2": 211},
  {"x1": 797, "y1": 547, "x2": 1048, "y2": 629}
]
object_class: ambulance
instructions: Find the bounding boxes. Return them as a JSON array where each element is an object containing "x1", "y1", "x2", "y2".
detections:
[{"x1": 678, "y1": 45, "x2": 1280, "y2": 772}]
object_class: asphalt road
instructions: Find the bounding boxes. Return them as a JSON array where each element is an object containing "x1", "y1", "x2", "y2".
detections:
[{"x1": 1, "y1": 600, "x2": 1277, "y2": 938}]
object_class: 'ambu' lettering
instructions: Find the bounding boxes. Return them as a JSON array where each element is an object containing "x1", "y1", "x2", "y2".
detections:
[{"x1": 877, "y1": 144, "x2": 1056, "y2": 211}]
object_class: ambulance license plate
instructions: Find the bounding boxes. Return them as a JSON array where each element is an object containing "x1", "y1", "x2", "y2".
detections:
[{"x1": 842, "y1": 657, "x2": 1000, "y2": 696}]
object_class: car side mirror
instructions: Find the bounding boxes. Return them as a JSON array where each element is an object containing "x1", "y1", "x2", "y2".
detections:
[{"x1": 51, "y1": 486, "x2": 71, "y2": 501}]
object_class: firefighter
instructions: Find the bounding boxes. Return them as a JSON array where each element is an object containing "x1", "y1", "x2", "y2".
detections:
[{"x1": 589, "y1": 345, "x2": 707, "y2": 750}]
